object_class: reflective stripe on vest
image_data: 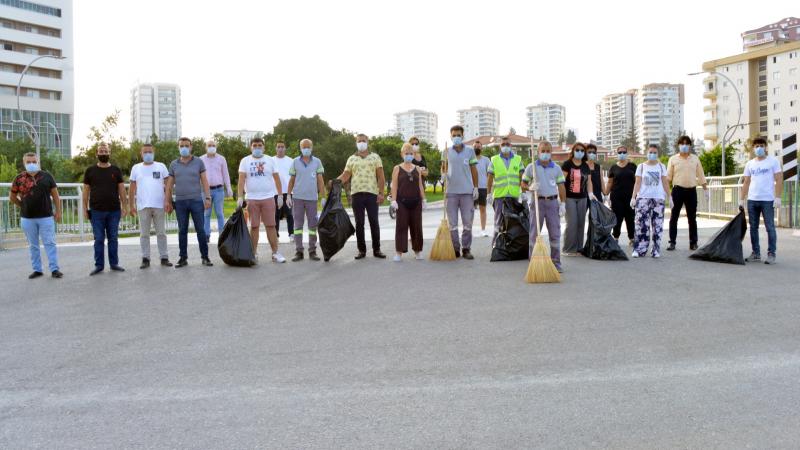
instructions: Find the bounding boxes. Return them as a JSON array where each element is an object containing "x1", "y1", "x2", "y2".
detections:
[{"x1": 491, "y1": 155, "x2": 522, "y2": 198}]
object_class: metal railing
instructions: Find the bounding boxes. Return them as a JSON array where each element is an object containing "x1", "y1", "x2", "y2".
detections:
[{"x1": 694, "y1": 175, "x2": 800, "y2": 228}]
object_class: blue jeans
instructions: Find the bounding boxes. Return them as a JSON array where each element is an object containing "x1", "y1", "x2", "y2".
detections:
[
  {"x1": 204, "y1": 187, "x2": 225, "y2": 238},
  {"x1": 747, "y1": 200, "x2": 777, "y2": 255},
  {"x1": 175, "y1": 199, "x2": 208, "y2": 259},
  {"x1": 21, "y1": 217, "x2": 59, "y2": 272},
  {"x1": 90, "y1": 209, "x2": 121, "y2": 269}
]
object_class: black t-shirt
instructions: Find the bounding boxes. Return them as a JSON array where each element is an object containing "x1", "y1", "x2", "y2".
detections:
[
  {"x1": 412, "y1": 156, "x2": 427, "y2": 178},
  {"x1": 83, "y1": 165, "x2": 123, "y2": 211},
  {"x1": 561, "y1": 159, "x2": 590, "y2": 199},
  {"x1": 11, "y1": 171, "x2": 57, "y2": 218},
  {"x1": 608, "y1": 162, "x2": 637, "y2": 201},
  {"x1": 588, "y1": 163, "x2": 603, "y2": 200}
]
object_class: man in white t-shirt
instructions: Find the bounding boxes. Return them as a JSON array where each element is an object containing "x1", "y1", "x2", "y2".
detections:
[
  {"x1": 739, "y1": 137, "x2": 783, "y2": 265},
  {"x1": 238, "y1": 137, "x2": 286, "y2": 263},
  {"x1": 272, "y1": 140, "x2": 294, "y2": 240},
  {"x1": 129, "y1": 143, "x2": 172, "y2": 268}
]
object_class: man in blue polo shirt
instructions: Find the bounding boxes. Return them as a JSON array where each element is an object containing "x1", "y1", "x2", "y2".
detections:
[
  {"x1": 522, "y1": 141, "x2": 566, "y2": 272},
  {"x1": 443, "y1": 125, "x2": 479, "y2": 259}
]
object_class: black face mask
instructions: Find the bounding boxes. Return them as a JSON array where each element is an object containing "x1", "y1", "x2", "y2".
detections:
[
  {"x1": 475, "y1": 149, "x2": 482, "y2": 156},
  {"x1": 98, "y1": 155, "x2": 110, "y2": 163}
]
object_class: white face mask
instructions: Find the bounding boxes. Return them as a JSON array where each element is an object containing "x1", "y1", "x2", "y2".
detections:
[
  {"x1": 207, "y1": 147, "x2": 217, "y2": 154},
  {"x1": 356, "y1": 142, "x2": 368, "y2": 152}
]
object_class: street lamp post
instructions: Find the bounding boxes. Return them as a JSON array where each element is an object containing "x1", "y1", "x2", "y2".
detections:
[
  {"x1": 13, "y1": 54, "x2": 67, "y2": 161},
  {"x1": 689, "y1": 70, "x2": 742, "y2": 177}
]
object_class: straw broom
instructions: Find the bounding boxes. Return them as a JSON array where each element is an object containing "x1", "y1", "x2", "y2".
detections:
[
  {"x1": 525, "y1": 140, "x2": 561, "y2": 283},
  {"x1": 430, "y1": 144, "x2": 456, "y2": 261}
]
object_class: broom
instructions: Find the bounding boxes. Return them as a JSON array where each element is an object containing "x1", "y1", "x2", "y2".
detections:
[
  {"x1": 430, "y1": 144, "x2": 456, "y2": 261},
  {"x1": 525, "y1": 140, "x2": 561, "y2": 283}
]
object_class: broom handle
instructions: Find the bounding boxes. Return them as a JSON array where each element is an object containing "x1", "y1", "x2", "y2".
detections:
[
  {"x1": 530, "y1": 138, "x2": 542, "y2": 236},
  {"x1": 442, "y1": 145, "x2": 448, "y2": 219}
]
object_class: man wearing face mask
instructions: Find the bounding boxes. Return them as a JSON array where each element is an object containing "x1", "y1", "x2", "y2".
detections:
[
  {"x1": 521, "y1": 141, "x2": 566, "y2": 272},
  {"x1": 167, "y1": 137, "x2": 214, "y2": 268},
  {"x1": 443, "y1": 125, "x2": 480, "y2": 259},
  {"x1": 10, "y1": 153, "x2": 63, "y2": 279},
  {"x1": 288, "y1": 139, "x2": 326, "y2": 261},
  {"x1": 740, "y1": 137, "x2": 783, "y2": 265},
  {"x1": 200, "y1": 140, "x2": 232, "y2": 244},
  {"x1": 473, "y1": 141, "x2": 492, "y2": 237},
  {"x1": 83, "y1": 142, "x2": 128, "y2": 275},
  {"x1": 129, "y1": 143, "x2": 172, "y2": 269},
  {"x1": 486, "y1": 137, "x2": 523, "y2": 244},
  {"x1": 337, "y1": 134, "x2": 386, "y2": 259},
  {"x1": 666, "y1": 135, "x2": 708, "y2": 251},
  {"x1": 272, "y1": 140, "x2": 295, "y2": 241}
]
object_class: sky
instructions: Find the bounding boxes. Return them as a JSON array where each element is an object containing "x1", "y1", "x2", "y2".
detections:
[{"x1": 70, "y1": 0, "x2": 798, "y2": 152}]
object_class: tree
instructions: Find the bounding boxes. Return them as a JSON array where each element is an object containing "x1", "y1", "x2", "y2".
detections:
[
  {"x1": 0, "y1": 155, "x2": 18, "y2": 182},
  {"x1": 658, "y1": 134, "x2": 670, "y2": 157},
  {"x1": 557, "y1": 133, "x2": 566, "y2": 146},
  {"x1": 698, "y1": 143, "x2": 738, "y2": 176},
  {"x1": 565, "y1": 129, "x2": 577, "y2": 145},
  {"x1": 620, "y1": 127, "x2": 640, "y2": 153}
]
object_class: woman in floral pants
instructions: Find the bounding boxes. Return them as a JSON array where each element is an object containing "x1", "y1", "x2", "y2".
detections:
[{"x1": 630, "y1": 144, "x2": 671, "y2": 258}]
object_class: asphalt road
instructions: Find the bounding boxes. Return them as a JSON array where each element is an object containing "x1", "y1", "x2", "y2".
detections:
[{"x1": 1, "y1": 209, "x2": 799, "y2": 449}]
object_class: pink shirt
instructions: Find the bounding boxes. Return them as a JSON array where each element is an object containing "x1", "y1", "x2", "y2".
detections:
[{"x1": 200, "y1": 154, "x2": 232, "y2": 196}]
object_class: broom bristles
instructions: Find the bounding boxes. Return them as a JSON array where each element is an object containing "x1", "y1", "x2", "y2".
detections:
[
  {"x1": 525, "y1": 236, "x2": 561, "y2": 283},
  {"x1": 430, "y1": 218, "x2": 457, "y2": 261}
]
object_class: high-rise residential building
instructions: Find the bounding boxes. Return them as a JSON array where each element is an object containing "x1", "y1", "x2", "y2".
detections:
[
  {"x1": 636, "y1": 83, "x2": 685, "y2": 150},
  {"x1": 221, "y1": 129, "x2": 264, "y2": 143},
  {"x1": 526, "y1": 103, "x2": 566, "y2": 143},
  {"x1": 596, "y1": 90, "x2": 636, "y2": 149},
  {"x1": 130, "y1": 82, "x2": 182, "y2": 142},
  {"x1": 457, "y1": 106, "x2": 500, "y2": 140},
  {"x1": 394, "y1": 109, "x2": 438, "y2": 144},
  {"x1": 702, "y1": 18, "x2": 800, "y2": 163},
  {"x1": 0, "y1": 0, "x2": 73, "y2": 157}
]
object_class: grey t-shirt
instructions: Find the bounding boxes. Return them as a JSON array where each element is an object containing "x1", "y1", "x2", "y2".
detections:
[
  {"x1": 446, "y1": 145, "x2": 478, "y2": 195},
  {"x1": 522, "y1": 161, "x2": 565, "y2": 198},
  {"x1": 169, "y1": 156, "x2": 206, "y2": 201},
  {"x1": 475, "y1": 155, "x2": 491, "y2": 189},
  {"x1": 289, "y1": 156, "x2": 324, "y2": 201}
]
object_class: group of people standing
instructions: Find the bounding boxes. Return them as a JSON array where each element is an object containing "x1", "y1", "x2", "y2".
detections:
[{"x1": 9, "y1": 129, "x2": 784, "y2": 280}]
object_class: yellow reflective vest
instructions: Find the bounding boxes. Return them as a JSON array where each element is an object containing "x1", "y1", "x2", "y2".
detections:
[{"x1": 490, "y1": 154, "x2": 523, "y2": 198}]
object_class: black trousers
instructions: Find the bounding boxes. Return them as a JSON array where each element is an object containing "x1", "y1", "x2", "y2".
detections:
[
  {"x1": 669, "y1": 186, "x2": 698, "y2": 245},
  {"x1": 352, "y1": 192, "x2": 381, "y2": 253},
  {"x1": 610, "y1": 197, "x2": 635, "y2": 240},
  {"x1": 274, "y1": 193, "x2": 294, "y2": 236}
]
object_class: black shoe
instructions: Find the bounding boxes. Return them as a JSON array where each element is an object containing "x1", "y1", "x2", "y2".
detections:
[
  {"x1": 690, "y1": 243, "x2": 698, "y2": 251},
  {"x1": 666, "y1": 243, "x2": 676, "y2": 251},
  {"x1": 175, "y1": 258, "x2": 188, "y2": 268},
  {"x1": 292, "y1": 251, "x2": 304, "y2": 262},
  {"x1": 454, "y1": 250, "x2": 461, "y2": 258},
  {"x1": 89, "y1": 267, "x2": 103, "y2": 276},
  {"x1": 28, "y1": 271, "x2": 43, "y2": 279},
  {"x1": 140, "y1": 258, "x2": 150, "y2": 269},
  {"x1": 110, "y1": 266, "x2": 125, "y2": 272},
  {"x1": 462, "y1": 249, "x2": 474, "y2": 260},
  {"x1": 354, "y1": 252, "x2": 366, "y2": 260},
  {"x1": 201, "y1": 258, "x2": 213, "y2": 267},
  {"x1": 373, "y1": 250, "x2": 387, "y2": 259},
  {"x1": 51, "y1": 270, "x2": 63, "y2": 279},
  {"x1": 161, "y1": 259, "x2": 173, "y2": 267},
  {"x1": 309, "y1": 251, "x2": 320, "y2": 261}
]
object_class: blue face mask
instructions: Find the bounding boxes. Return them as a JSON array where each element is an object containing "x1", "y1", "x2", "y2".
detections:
[
  {"x1": 142, "y1": 152, "x2": 154, "y2": 163},
  {"x1": 452, "y1": 136, "x2": 463, "y2": 146},
  {"x1": 539, "y1": 153, "x2": 551, "y2": 161},
  {"x1": 754, "y1": 146, "x2": 766, "y2": 157},
  {"x1": 404, "y1": 154, "x2": 414, "y2": 163},
  {"x1": 574, "y1": 151, "x2": 585, "y2": 159},
  {"x1": 252, "y1": 148, "x2": 264, "y2": 158},
  {"x1": 179, "y1": 146, "x2": 191, "y2": 157},
  {"x1": 588, "y1": 153, "x2": 597, "y2": 161},
  {"x1": 301, "y1": 148, "x2": 312, "y2": 157},
  {"x1": 501, "y1": 146, "x2": 511, "y2": 155},
  {"x1": 648, "y1": 153, "x2": 658, "y2": 161},
  {"x1": 679, "y1": 144, "x2": 690, "y2": 153},
  {"x1": 25, "y1": 163, "x2": 39, "y2": 173},
  {"x1": 618, "y1": 153, "x2": 628, "y2": 161}
]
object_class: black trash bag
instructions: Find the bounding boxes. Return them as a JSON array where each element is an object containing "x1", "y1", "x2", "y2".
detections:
[
  {"x1": 318, "y1": 180, "x2": 356, "y2": 262},
  {"x1": 689, "y1": 208, "x2": 747, "y2": 265},
  {"x1": 581, "y1": 199, "x2": 629, "y2": 260},
  {"x1": 491, "y1": 197, "x2": 530, "y2": 261},
  {"x1": 217, "y1": 206, "x2": 256, "y2": 267}
]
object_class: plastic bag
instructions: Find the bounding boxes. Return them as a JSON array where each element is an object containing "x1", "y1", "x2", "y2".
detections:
[
  {"x1": 318, "y1": 180, "x2": 356, "y2": 261},
  {"x1": 217, "y1": 206, "x2": 256, "y2": 267},
  {"x1": 491, "y1": 197, "x2": 530, "y2": 261},
  {"x1": 581, "y1": 199, "x2": 629, "y2": 260},
  {"x1": 689, "y1": 208, "x2": 747, "y2": 265}
]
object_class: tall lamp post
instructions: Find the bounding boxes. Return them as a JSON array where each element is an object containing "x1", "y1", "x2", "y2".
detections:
[
  {"x1": 689, "y1": 70, "x2": 742, "y2": 177},
  {"x1": 13, "y1": 54, "x2": 67, "y2": 161}
]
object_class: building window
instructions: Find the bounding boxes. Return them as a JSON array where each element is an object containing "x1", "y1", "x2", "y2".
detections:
[
  {"x1": 791, "y1": 117, "x2": 798, "y2": 123},
  {"x1": 774, "y1": 87, "x2": 780, "y2": 95},
  {"x1": 791, "y1": 68, "x2": 798, "y2": 76},
  {"x1": 773, "y1": 71, "x2": 781, "y2": 80},
  {"x1": 774, "y1": 103, "x2": 780, "y2": 111},
  {"x1": 775, "y1": 134, "x2": 781, "y2": 141},
  {"x1": 774, "y1": 118, "x2": 781, "y2": 126},
  {"x1": 773, "y1": 56, "x2": 778, "y2": 63},
  {"x1": 791, "y1": 100, "x2": 797, "y2": 107},
  {"x1": 739, "y1": 78, "x2": 744, "y2": 86}
]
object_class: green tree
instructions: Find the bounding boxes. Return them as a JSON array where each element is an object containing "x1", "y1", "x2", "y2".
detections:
[
  {"x1": 620, "y1": 127, "x2": 640, "y2": 153},
  {"x1": 698, "y1": 143, "x2": 738, "y2": 176},
  {"x1": 557, "y1": 133, "x2": 566, "y2": 146},
  {"x1": 565, "y1": 129, "x2": 577, "y2": 145},
  {"x1": 0, "y1": 155, "x2": 18, "y2": 182},
  {"x1": 658, "y1": 134, "x2": 670, "y2": 157}
]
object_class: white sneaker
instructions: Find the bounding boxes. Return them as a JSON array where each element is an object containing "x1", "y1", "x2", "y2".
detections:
[
  {"x1": 414, "y1": 252, "x2": 424, "y2": 260},
  {"x1": 393, "y1": 254, "x2": 402, "y2": 262},
  {"x1": 272, "y1": 252, "x2": 286, "y2": 263},
  {"x1": 632, "y1": 251, "x2": 639, "y2": 258},
  {"x1": 652, "y1": 251, "x2": 661, "y2": 259},
  {"x1": 481, "y1": 230, "x2": 489, "y2": 237}
]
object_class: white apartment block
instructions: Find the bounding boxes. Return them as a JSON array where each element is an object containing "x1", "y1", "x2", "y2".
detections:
[
  {"x1": 0, "y1": 0, "x2": 73, "y2": 157},
  {"x1": 637, "y1": 83, "x2": 685, "y2": 150},
  {"x1": 130, "y1": 82, "x2": 182, "y2": 142},
  {"x1": 526, "y1": 103, "x2": 566, "y2": 143},
  {"x1": 596, "y1": 91, "x2": 636, "y2": 149},
  {"x1": 394, "y1": 109, "x2": 438, "y2": 144},
  {"x1": 457, "y1": 106, "x2": 500, "y2": 140},
  {"x1": 221, "y1": 129, "x2": 264, "y2": 143}
]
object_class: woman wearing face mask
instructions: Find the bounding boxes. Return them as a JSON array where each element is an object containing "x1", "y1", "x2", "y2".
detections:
[
  {"x1": 585, "y1": 144, "x2": 604, "y2": 201},
  {"x1": 390, "y1": 143, "x2": 426, "y2": 261},
  {"x1": 605, "y1": 146, "x2": 637, "y2": 247},
  {"x1": 630, "y1": 144, "x2": 670, "y2": 258},
  {"x1": 408, "y1": 136, "x2": 429, "y2": 178},
  {"x1": 561, "y1": 143, "x2": 595, "y2": 255}
]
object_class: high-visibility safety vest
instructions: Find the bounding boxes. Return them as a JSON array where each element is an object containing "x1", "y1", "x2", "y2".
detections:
[{"x1": 490, "y1": 154, "x2": 523, "y2": 198}]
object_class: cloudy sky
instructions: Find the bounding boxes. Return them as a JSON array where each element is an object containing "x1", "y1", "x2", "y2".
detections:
[{"x1": 71, "y1": 0, "x2": 797, "y2": 150}]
